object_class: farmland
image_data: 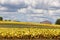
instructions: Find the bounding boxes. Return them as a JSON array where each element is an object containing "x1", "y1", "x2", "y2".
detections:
[
  {"x1": 0, "y1": 21, "x2": 60, "y2": 40},
  {"x1": 0, "y1": 28, "x2": 60, "y2": 39},
  {"x1": 0, "y1": 21, "x2": 60, "y2": 28}
]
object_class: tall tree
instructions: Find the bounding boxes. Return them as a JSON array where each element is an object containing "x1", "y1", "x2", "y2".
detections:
[
  {"x1": 55, "y1": 19, "x2": 60, "y2": 25},
  {"x1": 0, "y1": 17, "x2": 3, "y2": 21}
]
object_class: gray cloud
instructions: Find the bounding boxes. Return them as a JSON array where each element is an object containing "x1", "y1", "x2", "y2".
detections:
[
  {"x1": 0, "y1": 0, "x2": 28, "y2": 12},
  {"x1": 0, "y1": 0, "x2": 60, "y2": 12}
]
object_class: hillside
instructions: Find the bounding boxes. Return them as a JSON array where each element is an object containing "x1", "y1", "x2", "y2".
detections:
[{"x1": 0, "y1": 21, "x2": 60, "y2": 28}]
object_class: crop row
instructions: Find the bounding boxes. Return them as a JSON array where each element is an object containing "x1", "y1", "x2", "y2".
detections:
[
  {"x1": 0, "y1": 21, "x2": 60, "y2": 28},
  {"x1": 0, "y1": 28, "x2": 60, "y2": 38}
]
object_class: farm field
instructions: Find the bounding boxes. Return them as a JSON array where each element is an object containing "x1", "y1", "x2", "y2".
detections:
[
  {"x1": 0, "y1": 28, "x2": 60, "y2": 39},
  {"x1": 0, "y1": 21, "x2": 60, "y2": 28},
  {"x1": 0, "y1": 22, "x2": 60, "y2": 40}
]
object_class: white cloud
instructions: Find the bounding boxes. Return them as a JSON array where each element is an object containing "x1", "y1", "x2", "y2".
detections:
[
  {"x1": 0, "y1": 5, "x2": 8, "y2": 11},
  {"x1": 18, "y1": 6, "x2": 44, "y2": 14},
  {"x1": 0, "y1": 0, "x2": 24, "y2": 5},
  {"x1": 48, "y1": 0, "x2": 60, "y2": 7},
  {"x1": 26, "y1": 14, "x2": 44, "y2": 17},
  {"x1": 18, "y1": 8, "x2": 27, "y2": 13},
  {"x1": 0, "y1": 0, "x2": 6, "y2": 4},
  {"x1": 9, "y1": 0, "x2": 25, "y2": 5},
  {"x1": 17, "y1": 5, "x2": 60, "y2": 23}
]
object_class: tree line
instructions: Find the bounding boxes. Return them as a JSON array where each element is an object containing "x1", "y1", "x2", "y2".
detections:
[
  {"x1": 0, "y1": 16, "x2": 60, "y2": 25},
  {"x1": 0, "y1": 17, "x2": 20, "y2": 22}
]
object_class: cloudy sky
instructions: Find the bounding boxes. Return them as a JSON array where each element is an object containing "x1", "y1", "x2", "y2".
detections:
[{"x1": 0, "y1": 0, "x2": 60, "y2": 23}]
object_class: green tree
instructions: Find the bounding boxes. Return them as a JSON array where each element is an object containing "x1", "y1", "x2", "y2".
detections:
[
  {"x1": 55, "y1": 19, "x2": 60, "y2": 25},
  {"x1": 5, "y1": 20, "x2": 7, "y2": 21},
  {"x1": 0, "y1": 17, "x2": 3, "y2": 21},
  {"x1": 8, "y1": 20, "x2": 11, "y2": 21},
  {"x1": 5, "y1": 20, "x2": 11, "y2": 21}
]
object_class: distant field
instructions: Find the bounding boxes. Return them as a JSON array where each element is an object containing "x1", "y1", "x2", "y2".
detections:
[{"x1": 0, "y1": 21, "x2": 60, "y2": 28}]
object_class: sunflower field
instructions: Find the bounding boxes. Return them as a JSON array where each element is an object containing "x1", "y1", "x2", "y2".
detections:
[{"x1": 0, "y1": 21, "x2": 60, "y2": 39}]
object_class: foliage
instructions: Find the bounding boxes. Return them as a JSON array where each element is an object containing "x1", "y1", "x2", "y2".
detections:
[
  {"x1": 4, "y1": 20, "x2": 11, "y2": 21},
  {"x1": 55, "y1": 19, "x2": 60, "y2": 25},
  {"x1": 0, "y1": 17, "x2": 3, "y2": 21}
]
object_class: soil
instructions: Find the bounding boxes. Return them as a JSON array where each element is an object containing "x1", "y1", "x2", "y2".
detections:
[
  {"x1": 0, "y1": 38, "x2": 59, "y2": 40},
  {"x1": 0, "y1": 35, "x2": 60, "y2": 40}
]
